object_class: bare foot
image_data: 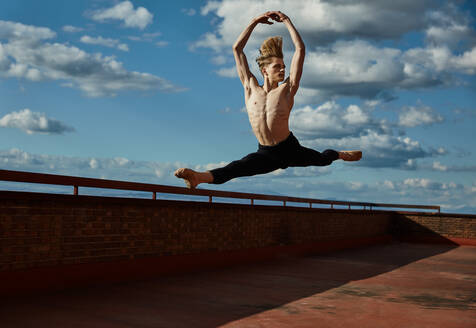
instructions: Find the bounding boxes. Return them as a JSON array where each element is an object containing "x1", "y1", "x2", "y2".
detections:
[
  {"x1": 339, "y1": 150, "x2": 362, "y2": 161},
  {"x1": 174, "y1": 168, "x2": 199, "y2": 189}
]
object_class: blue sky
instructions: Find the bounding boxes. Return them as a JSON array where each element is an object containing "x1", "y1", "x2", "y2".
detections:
[{"x1": 1, "y1": 0, "x2": 476, "y2": 213}]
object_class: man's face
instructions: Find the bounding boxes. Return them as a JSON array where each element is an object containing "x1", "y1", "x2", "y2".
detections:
[{"x1": 263, "y1": 57, "x2": 285, "y2": 82}]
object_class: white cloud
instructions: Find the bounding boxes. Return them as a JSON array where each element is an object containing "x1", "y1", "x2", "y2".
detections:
[
  {"x1": 0, "y1": 20, "x2": 184, "y2": 97},
  {"x1": 143, "y1": 32, "x2": 161, "y2": 39},
  {"x1": 425, "y1": 4, "x2": 476, "y2": 51},
  {"x1": 236, "y1": 176, "x2": 474, "y2": 213},
  {"x1": 404, "y1": 178, "x2": 433, "y2": 188},
  {"x1": 364, "y1": 100, "x2": 382, "y2": 108},
  {"x1": 201, "y1": 35, "x2": 471, "y2": 101},
  {"x1": 193, "y1": 1, "x2": 476, "y2": 101},
  {"x1": 301, "y1": 130, "x2": 437, "y2": 169},
  {"x1": 426, "y1": 24, "x2": 475, "y2": 51},
  {"x1": 0, "y1": 19, "x2": 56, "y2": 41},
  {"x1": 90, "y1": 1, "x2": 153, "y2": 30},
  {"x1": 211, "y1": 55, "x2": 227, "y2": 65},
  {"x1": 286, "y1": 100, "x2": 446, "y2": 168},
  {"x1": 80, "y1": 35, "x2": 129, "y2": 51},
  {"x1": 450, "y1": 47, "x2": 476, "y2": 74},
  {"x1": 383, "y1": 180, "x2": 395, "y2": 190},
  {"x1": 432, "y1": 161, "x2": 448, "y2": 171},
  {"x1": 155, "y1": 41, "x2": 168, "y2": 48},
  {"x1": 231, "y1": 39, "x2": 476, "y2": 101},
  {"x1": 374, "y1": 177, "x2": 474, "y2": 212},
  {"x1": 429, "y1": 163, "x2": 476, "y2": 172},
  {"x1": 215, "y1": 66, "x2": 236, "y2": 78},
  {"x1": 89, "y1": 158, "x2": 99, "y2": 169},
  {"x1": 127, "y1": 31, "x2": 167, "y2": 47},
  {"x1": 301, "y1": 41, "x2": 407, "y2": 99},
  {"x1": 181, "y1": 8, "x2": 197, "y2": 16},
  {"x1": 190, "y1": 32, "x2": 223, "y2": 52},
  {"x1": 300, "y1": 40, "x2": 475, "y2": 100},
  {"x1": 196, "y1": 0, "x2": 434, "y2": 52},
  {"x1": 194, "y1": 161, "x2": 229, "y2": 172},
  {"x1": 398, "y1": 104, "x2": 444, "y2": 127},
  {"x1": 0, "y1": 148, "x2": 185, "y2": 186},
  {"x1": 0, "y1": 43, "x2": 8, "y2": 70},
  {"x1": 289, "y1": 101, "x2": 387, "y2": 139},
  {"x1": 403, "y1": 45, "x2": 476, "y2": 76},
  {"x1": 0, "y1": 109, "x2": 74, "y2": 134},
  {"x1": 62, "y1": 25, "x2": 84, "y2": 33},
  {"x1": 267, "y1": 166, "x2": 332, "y2": 179},
  {"x1": 218, "y1": 107, "x2": 232, "y2": 114}
]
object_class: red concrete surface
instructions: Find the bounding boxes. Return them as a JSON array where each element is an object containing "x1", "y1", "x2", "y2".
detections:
[{"x1": 1, "y1": 242, "x2": 475, "y2": 328}]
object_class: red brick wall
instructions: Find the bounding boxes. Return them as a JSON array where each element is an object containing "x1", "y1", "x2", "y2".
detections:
[
  {"x1": 394, "y1": 212, "x2": 476, "y2": 245},
  {"x1": 1, "y1": 191, "x2": 391, "y2": 273},
  {"x1": 2, "y1": 191, "x2": 475, "y2": 295}
]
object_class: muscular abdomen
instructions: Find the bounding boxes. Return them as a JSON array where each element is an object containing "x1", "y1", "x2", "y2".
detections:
[{"x1": 245, "y1": 83, "x2": 292, "y2": 146}]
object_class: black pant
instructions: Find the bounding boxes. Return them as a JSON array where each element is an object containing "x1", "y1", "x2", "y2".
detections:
[{"x1": 210, "y1": 132, "x2": 339, "y2": 184}]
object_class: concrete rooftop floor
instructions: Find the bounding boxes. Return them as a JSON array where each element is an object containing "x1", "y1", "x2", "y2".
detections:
[{"x1": 1, "y1": 242, "x2": 475, "y2": 328}]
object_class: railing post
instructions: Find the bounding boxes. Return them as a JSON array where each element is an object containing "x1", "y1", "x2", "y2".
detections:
[
  {"x1": 152, "y1": 192, "x2": 156, "y2": 200},
  {"x1": 251, "y1": 199, "x2": 254, "y2": 205},
  {"x1": 309, "y1": 202, "x2": 312, "y2": 209},
  {"x1": 331, "y1": 203, "x2": 334, "y2": 209},
  {"x1": 209, "y1": 196, "x2": 212, "y2": 203},
  {"x1": 74, "y1": 185, "x2": 78, "y2": 195},
  {"x1": 283, "y1": 200, "x2": 286, "y2": 206}
]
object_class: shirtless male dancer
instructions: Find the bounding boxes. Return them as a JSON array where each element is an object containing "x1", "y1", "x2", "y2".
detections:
[{"x1": 175, "y1": 11, "x2": 362, "y2": 189}]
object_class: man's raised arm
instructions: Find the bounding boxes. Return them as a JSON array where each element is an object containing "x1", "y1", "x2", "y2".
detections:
[
  {"x1": 233, "y1": 13, "x2": 273, "y2": 86},
  {"x1": 277, "y1": 12, "x2": 305, "y2": 96}
]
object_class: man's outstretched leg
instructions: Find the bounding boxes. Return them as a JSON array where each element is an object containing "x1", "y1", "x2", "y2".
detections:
[
  {"x1": 285, "y1": 133, "x2": 362, "y2": 167},
  {"x1": 174, "y1": 168, "x2": 213, "y2": 189},
  {"x1": 175, "y1": 150, "x2": 280, "y2": 189},
  {"x1": 175, "y1": 150, "x2": 362, "y2": 189}
]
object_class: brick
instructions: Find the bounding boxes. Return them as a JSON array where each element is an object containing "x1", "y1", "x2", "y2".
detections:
[{"x1": 1, "y1": 192, "x2": 475, "y2": 273}]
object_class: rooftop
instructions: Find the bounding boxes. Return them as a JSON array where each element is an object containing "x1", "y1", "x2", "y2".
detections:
[{"x1": 2, "y1": 242, "x2": 475, "y2": 328}]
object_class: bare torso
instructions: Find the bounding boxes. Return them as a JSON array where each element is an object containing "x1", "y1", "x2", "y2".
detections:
[{"x1": 245, "y1": 77, "x2": 294, "y2": 146}]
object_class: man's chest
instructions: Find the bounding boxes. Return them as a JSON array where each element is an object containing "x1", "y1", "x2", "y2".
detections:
[{"x1": 246, "y1": 87, "x2": 291, "y2": 114}]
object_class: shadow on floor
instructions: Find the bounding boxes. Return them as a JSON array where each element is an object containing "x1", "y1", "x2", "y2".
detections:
[{"x1": 1, "y1": 240, "x2": 461, "y2": 328}]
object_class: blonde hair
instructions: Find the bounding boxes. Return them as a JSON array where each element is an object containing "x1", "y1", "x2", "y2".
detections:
[{"x1": 256, "y1": 36, "x2": 283, "y2": 74}]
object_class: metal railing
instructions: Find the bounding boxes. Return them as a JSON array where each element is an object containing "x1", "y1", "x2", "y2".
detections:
[{"x1": 0, "y1": 169, "x2": 440, "y2": 213}]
